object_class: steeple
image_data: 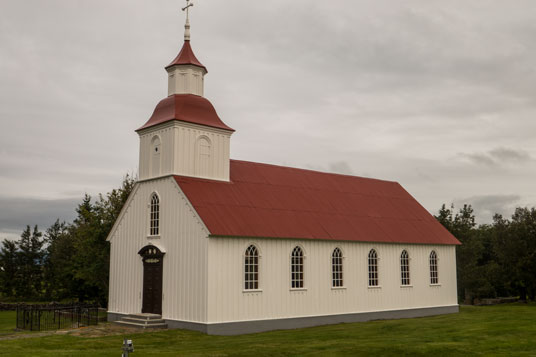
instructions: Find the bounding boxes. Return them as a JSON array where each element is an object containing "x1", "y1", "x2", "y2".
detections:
[
  {"x1": 165, "y1": 0, "x2": 206, "y2": 97},
  {"x1": 136, "y1": 1, "x2": 234, "y2": 183}
]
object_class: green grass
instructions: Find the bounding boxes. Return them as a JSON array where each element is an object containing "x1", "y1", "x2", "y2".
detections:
[
  {"x1": 0, "y1": 311, "x2": 17, "y2": 336},
  {"x1": 1, "y1": 304, "x2": 535, "y2": 356}
]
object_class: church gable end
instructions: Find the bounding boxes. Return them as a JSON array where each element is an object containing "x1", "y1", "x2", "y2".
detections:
[{"x1": 108, "y1": 176, "x2": 210, "y2": 323}]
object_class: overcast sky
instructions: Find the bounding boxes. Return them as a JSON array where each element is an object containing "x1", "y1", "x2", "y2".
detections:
[{"x1": 1, "y1": 1, "x2": 535, "y2": 240}]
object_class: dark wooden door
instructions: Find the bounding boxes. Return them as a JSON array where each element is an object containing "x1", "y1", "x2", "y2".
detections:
[{"x1": 141, "y1": 254, "x2": 163, "y2": 315}]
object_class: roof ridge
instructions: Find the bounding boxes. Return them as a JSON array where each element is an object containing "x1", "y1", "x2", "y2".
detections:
[{"x1": 229, "y1": 159, "x2": 399, "y2": 184}]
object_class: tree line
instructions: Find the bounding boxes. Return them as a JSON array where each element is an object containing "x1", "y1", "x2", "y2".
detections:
[
  {"x1": 436, "y1": 204, "x2": 536, "y2": 303},
  {"x1": 1, "y1": 173, "x2": 535, "y2": 305},
  {"x1": 0, "y1": 175, "x2": 134, "y2": 306}
]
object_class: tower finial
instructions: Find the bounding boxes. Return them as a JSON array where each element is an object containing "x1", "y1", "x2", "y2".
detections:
[{"x1": 182, "y1": 0, "x2": 194, "y2": 41}]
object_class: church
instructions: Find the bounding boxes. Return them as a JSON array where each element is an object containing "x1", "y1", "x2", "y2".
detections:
[{"x1": 106, "y1": 5, "x2": 460, "y2": 335}]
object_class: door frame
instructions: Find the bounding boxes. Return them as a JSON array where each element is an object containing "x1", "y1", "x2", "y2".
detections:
[{"x1": 138, "y1": 245, "x2": 165, "y2": 315}]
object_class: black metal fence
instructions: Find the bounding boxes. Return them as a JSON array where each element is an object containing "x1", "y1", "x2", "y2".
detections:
[{"x1": 16, "y1": 304, "x2": 99, "y2": 331}]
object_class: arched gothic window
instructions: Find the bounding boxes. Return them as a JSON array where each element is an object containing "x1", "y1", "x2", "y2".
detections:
[
  {"x1": 291, "y1": 246, "x2": 304, "y2": 289},
  {"x1": 195, "y1": 136, "x2": 211, "y2": 177},
  {"x1": 149, "y1": 193, "x2": 160, "y2": 236},
  {"x1": 244, "y1": 245, "x2": 259, "y2": 290},
  {"x1": 150, "y1": 136, "x2": 161, "y2": 177},
  {"x1": 430, "y1": 251, "x2": 439, "y2": 284},
  {"x1": 368, "y1": 249, "x2": 379, "y2": 286},
  {"x1": 400, "y1": 250, "x2": 410, "y2": 286},
  {"x1": 332, "y1": 248, "x2": 343, "y2": 287}
]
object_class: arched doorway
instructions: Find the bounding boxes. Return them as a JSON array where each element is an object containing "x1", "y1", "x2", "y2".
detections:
[{"x1": 138, "y1": 245, "x2": 165, "y2": 315}]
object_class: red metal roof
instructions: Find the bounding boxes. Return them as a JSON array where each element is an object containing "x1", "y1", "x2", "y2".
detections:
[
  {"x1": 166, "y1": 41, "x2": 207, "y2": 72},
  {"x1": 136, "y1": 94, "x2": 234, "y2": 132},
  {"x1": 174, "y1": 160, "x2": 461, "y2": 245}
]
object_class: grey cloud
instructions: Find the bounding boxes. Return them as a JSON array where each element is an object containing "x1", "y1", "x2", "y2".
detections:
[
  {"x1": 0, "y1": 196, "x2": 78, "y2": 236},
  {"x1": 458, "y1": 147, "x2": 531, "y2": 167},
  {"x1": 489, "y1": 147, "x2": 531, "y2": 162},
  {"x1": 328, "y1": 161, "x2": 354, "y2": 175},
  {"x1": 458, "y1": 153, "x2": 497, "y2": 167},
  {"x1": 2, "y1": 0, "x2": 536, "y2": 232},
  {"x1": 454, "y1": 194, "x2": 521, "y2": 223}
]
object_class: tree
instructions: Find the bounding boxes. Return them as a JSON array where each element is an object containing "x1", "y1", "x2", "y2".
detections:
[
  {"x1": 15, "y1": 225, "x2": 45, "y2": 298},
  {"x1": 0, "y1": 174, "x2": 135, "y2": 303},
  {"x1": 493, "y1": 208, "x2": 536, "y2": 301},
  {"x1": 435, "y1": 204, "x2": 497, "y2": 303},
  {"x1": 43, "y1": 219, "x2": 74, "y2": 300},
  {"x1": 69, "y1": 174, "x2": 135, "y2": 305},
  {"x1": 0, "y1": 239, "x2": 18, "y2": 297}
]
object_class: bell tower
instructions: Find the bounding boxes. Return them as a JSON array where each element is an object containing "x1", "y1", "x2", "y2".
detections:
[{"x1": 136, "y1": 1, "x2": 234, "y2": 182}]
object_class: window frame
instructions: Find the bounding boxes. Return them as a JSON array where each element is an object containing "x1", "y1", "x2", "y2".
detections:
[
  {"x1": 243, "y1": 244, "x2": 260, "y2": 291},
  {"x1": 429, "y1": 250, "x2": 439, "y2": 285},
  {"x1": 290, "y1": 246, "x2": 305, "y2": 290},
  {"x1": 148, "y1": 192, "x2": 160, "y2": 237},
  {"x1": 367, "y1": 249, "x2": 379, "y2": 287},
  {"x1": 195, "y1": 135, "x2": 212, "y2": 177},
  {"x1": 400, "y1": 250, "x2": 411, "y2": 286},
  {"x1": 150, "y1": 135, "x2": 162, "y2": 177},
  {"x1": 331, "y1": 247, "x2": 344, "y2": 288}
]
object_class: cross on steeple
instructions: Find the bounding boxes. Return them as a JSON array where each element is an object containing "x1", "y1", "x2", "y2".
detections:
[
  {"x1": 182, "y1": 0, "x2": 194, "y2": 41},
  {"x1": 182, "y1": 0, "x2": 194, "y2": 20}
]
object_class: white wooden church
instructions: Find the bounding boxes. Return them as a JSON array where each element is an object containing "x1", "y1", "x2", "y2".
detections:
[{"x1": 107, "y1": 7, "x2": 460, "y2": 335}]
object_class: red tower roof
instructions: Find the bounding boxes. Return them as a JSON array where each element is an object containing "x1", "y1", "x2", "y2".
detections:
[
  {"x1": 165, "y1": 41, "x2": 207, "y2": 72},
  {"x1": 174, "y1": 160, "x2": 461, "y2": 245},
  {"x1": 136, "y1": 94, "x2": 234, "y2": 132}
]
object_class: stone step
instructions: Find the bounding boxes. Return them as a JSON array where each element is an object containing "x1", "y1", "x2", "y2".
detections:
[
  {"x1": 126, "y1": 313, "x2": 163, "y2": 321},
  {"x1": 122, "y1": 316, "x2": 166, "y2": 324},
  {"x1": 114, "y1": 320, "x2": 168, "y2": 329}
]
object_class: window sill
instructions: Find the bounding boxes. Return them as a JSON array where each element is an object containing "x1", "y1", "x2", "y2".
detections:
[
  {"x1": 243, "y1": 289, "x2": 262, "y2": 293},
  {"x1": 290, "y1": 288, "x2": 307, "y2": 292},
  {"x1": 367, "y1": 286, "x2": 382, "y2": 289},
  {"x1": 147, "y1": 235, "x2": 161, "y2": 239},
  {"x1": 430, "y1": 283, "x2": 441, "y2": 287},
  {"x1": 400, "y1": 285, "x2": 413, "y2": 288},
  {"x1": 331, "y1": 286, "x2": 346, "y2": 290}
]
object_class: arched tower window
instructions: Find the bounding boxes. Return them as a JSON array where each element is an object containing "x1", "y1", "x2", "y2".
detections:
[
  {"x1": 400, "y1": 250, "x2": 410, "y2": 286},
  {"x1": 430, "y1": 251, "x2": 439, "y2": 284},
  {"x1": 291, "y1": 246, "x2": 304, "y2": 289},
  {"x1": 151, "y1": 136, "x2": 161, "y2": 177},
  {"x1": 195, "y1": 136, "x2": 211, "y2": 177},
  {"x1": 332, "y1": 248, "x2": 343, "y2": 287},
  {"x1": 368, "y1": 249, "x2": 379, "y2": 286},
  {"x1": 244, "y1": 245, "x2": 259, "y2": 290},
  {"x1": 149, "y1": 193, "x2": 160, "y2": 236}
]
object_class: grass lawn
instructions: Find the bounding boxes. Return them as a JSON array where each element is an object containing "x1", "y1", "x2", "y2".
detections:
[
  {"x1": 0, "y1": 311, "x2": 17, "y2": 336},
  {"x1": 0, "y1": 304, "x2": 535, "y2": 356}
]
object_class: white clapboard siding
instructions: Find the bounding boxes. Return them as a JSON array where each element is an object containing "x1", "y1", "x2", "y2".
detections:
[
  {"x1": 138, "y1": 121, "x2": 231, "y2": 182},
  {"x1": 108, "y1": 177, "x2": 209, "y2": 323},
  {"x1": 207, "y1": 238, "x2": 457, "y2": 323}
]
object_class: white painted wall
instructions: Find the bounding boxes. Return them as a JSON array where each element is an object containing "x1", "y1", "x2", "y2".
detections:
[
  {"x1": 108, "y1": 178, "x2": 457, "y2": 325},
  {"x1": 138, "y1": 121, "x2": 231, "y2": 182},
  {"x1": 167, "y1": 65, "x2": 206, "y2": 97},
  {"x1": 207, "y1": 238, "x2": 457, "y2": 323},
  {"x1": 108, "y1": 177, "x2": 210, "y2": 323}
]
